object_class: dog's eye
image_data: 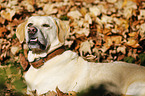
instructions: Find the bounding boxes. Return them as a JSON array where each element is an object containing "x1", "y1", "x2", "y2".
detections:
[
  {"x1": 28, "y1": 23, "x2": 33, "y2": 27},
  {"x1": 42, "y1": 24, "x2": 50, "y2": 27}
]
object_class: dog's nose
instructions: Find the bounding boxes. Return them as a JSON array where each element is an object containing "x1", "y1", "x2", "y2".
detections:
[{"x1": 28, "y1": 26, "x2": 37, "y2": 35}]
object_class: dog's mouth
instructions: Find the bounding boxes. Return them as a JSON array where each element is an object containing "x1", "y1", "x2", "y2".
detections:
[
  {"x1": 28, "y1": 38, "x2": 46, "y2": 51},
  {"x1": 29, "y1": 38, "x2": 38, "y2": 44}
]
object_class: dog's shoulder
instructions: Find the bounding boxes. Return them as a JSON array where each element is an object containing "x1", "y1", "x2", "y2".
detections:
[{"x1": 62, "y1": 50, "x2": 79, "y2": 59}]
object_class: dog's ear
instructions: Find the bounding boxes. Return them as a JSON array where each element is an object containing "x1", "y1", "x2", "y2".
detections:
[
  {"x1": 16, "y1": 21, "x2": 27, "y2": 43},
  {"x1": 53, "y1": 18, "x2": 70, "y2": 44}
]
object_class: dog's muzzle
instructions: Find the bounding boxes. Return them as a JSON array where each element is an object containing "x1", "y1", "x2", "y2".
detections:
[
  {"x1": 28, "y1": 26, "x2": 38, "y2": 44},
  {"x1": 27, "y1": 26, "x2": 47, "y2": 51}
]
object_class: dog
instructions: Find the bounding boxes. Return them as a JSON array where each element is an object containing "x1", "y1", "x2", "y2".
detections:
[{"x1": 16, "y1": 16, "x2": 145, "y2": 96}]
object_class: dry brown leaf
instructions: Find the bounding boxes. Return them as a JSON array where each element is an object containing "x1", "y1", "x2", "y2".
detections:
[
  {"x1": 123, "y1": 1, "x2": 137, "y2": 19},
  {"x1": 1, "y1": 9, "x2": 16, "y2": 21},
  {"x1": 44, "y1": 91, "x2": 57, "y2": 96},
  {"x1": 23, "y1": 44, "x2": 29, "y2": 58},
  {"x1": 27, "y1": 0, "x2": 36, "y2": 5},
  {"x1": 117, "y1": 46, "x2": 126, "y2": 54},
  {"x1": 68, "y1": 91, "x2": 77, "y2": 96},
  {"x1": 101, "y1": 36, "x2": 122, "y2": 52},
  {"x1": 79, "y1": 40, "x2": 94, "y2": 56},
  {"x1": 72, "y1": 0, "x2": 83, "y2": 2},
  {"x1": 123, "y1": 0, "x2": 141, "y2": 6},
  {"x1": 56, "y1": 87, "x2": 68, "y2": 96},
  {"x1": 70, "y1": 21, "x2": 78, "y2": 28},
  {"x1": 92, "y1": 47, "x2": 100, "y2": 56},
  {"x1": 85, "y1": 13, "x2": 92, "y2": 24},
  {"x1": 138, "y1": 9, "x2": 145, "y2": 19},
  {"x1": 101, "y1": 28, "x2": 111, "y2": 35},
  {"x1": 128, "y1": 32, "x2": 138, "y2": 37},
  {"x1": 83, "y1": 0, "x2": 95, "y2": 3},
  {"x1": 139, "y1": 23, "x2": 145, "y2": 40},
  {"x1": 0, "y1": 17, "x2": 5, "y2": 24},
  {"x1": 74, "y1": 28, "x2": 90, "y2": 37},
  {"x1": 126, "y1": 38, "x2": 140, "y2": 48},
  {"x1": 10, "y1": 46, "x2": 20, "y2": 55},
  {"x1": 80, "y1": 7, "x2": 87, "y2": 16},
  {"x1": 20, "y1": 1, "x2": 35, "y2": 12},
  {"x1": 19, "y1": 53, "x2": 29, "y2": 71},
  {"x1": 106, "y1": 0, "x2": 117, "y2": 3},
  {"x1": 110, "y1": 36, "x2": 122, "y2": 44},
  {"x1": 0, "y1": 5, "x2": 1, "y2": 10},
  {"x1": 0, "y1": 27, "x2": 8, "y2": 38},
  {"x1": 127, "y1": 49, "x2": 138, "y2": 59},
  {"x1": 104, "y1": 36, "x2": 122, "y2": 46},
  {"x1": 43, "y1": 4, "x2": 58, "y2": 15},
  {"x1": 117, "y1": 19, "x2": 129, "y2": 30},
  {"x1": 101, "y1": 15, "x2": 113, "y2": 24},
  {"x1": 117, "y1": 54, "x2": 125, "y2": 61},
  {"x1": 51, "y1": 0, "x2": 63, "y2": 2},
  {"x1": 89, "y1": 6, "x2": 101, "y2": 17},
  {"x1": 67, "y1": 10, "x2": 82, "y2": 19}
]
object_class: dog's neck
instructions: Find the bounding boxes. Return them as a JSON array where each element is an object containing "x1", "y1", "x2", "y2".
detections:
[
  {"x1": 28, "y1": 40, "x2": 63, "y2": 62},
  {"x1": 30, "y1": 45, "x2": 65, "y2": 68}
]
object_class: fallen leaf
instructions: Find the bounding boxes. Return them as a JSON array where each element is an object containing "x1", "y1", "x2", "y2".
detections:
[
  {"x1": 0, "y1": 27, "x2": 8, "y2": 38},
  {"x1": 104, "y1": 36, "x2": 122, "y2": 46},
  {"x1": 127, "y1": 49, "x2": 138, "y2": 59},
  {"x1": 74, "y1": 28, "x2": 90, "y2": 37},
  {"x1": 27, "y1": 0, "x2": 36, "y2": 5},
  {"x1": 68, "y1": 91, "x2": 77, "y2": 96},
  {"x1": 84, "y1": 0, "x2": 95, "y2": 3},
  {"x1": 101, "y1": 15, "x2": 113, "y2": 24},
  {"x1": 84, "y1": 13, "x2": 92, "y2": 24},
  {"x1": 56, "y1": 87, "x2": 68, "y2": 96},
  {"x1": 109, "y1": 50, "x2": 116, "y2": 54},
  {"x1": 128, "y1": 32, "x2": 138, "y2": 37},
  {"x1": 123, "y1": 1, "x2": 137, "y2": 19},
  {"x1": 138, "y1": 9, "x2": 145, "y2": 19},
  {"x1": 117, "y1": 46, "x2": 126, "y2": 54},
  {"x1": 89, "y1": 6, "x2": 101, "y2": 17},
  {"x1": 67, "y1": 10, "x2": 82, "y2": 19},
  {"x1": 1, "y1": 9, "x2": 16, "y2": 21},
  {"x1": 10, "y1": 46, "x2": 20, "y2": 55},
  {"x1": 79, "y1": 40, "x2": 94, "y2": 56},
  {"x1": 19, "y1": 53, "x2": 29, "y2": 71},
  {"x1": 117, "y1": 54, "x2": 125, "y2": 61},
  {"x1": 44, "y1": 91, "x2": 57, "y2": 96},
  {"x1": 43, "y1": 4, "x2": 58, "y2": 15},
  {"x1": 0, "y1": 5, "x2": 1, "y2": 10},
  {"x1": 126, "y1": 38, "x2": 140, "y2": 48},
  {"x1": 84, "y1": 55, "x2": 97, "y2": 62},
  {"x1": 92, "y1": 47, "x2": 100, "y2": 56},
  {"x1": 20, "y1": 0, "x2": 35, "y2": 12},
  {"x1": 101, "y1": 36, "x2": 122, "y2": 52},
  {"x1": 139, "y1": 23, "x2": 145, "y2": 40},
  {"x1": 0, "y1": 17, "x2": 5, "y2": 24},
  {"x1": 80, "y1": 7, "x2": 87, "y2": 16},
  {"x1": 106, "y1": 0, "x2": 117, "y2": 3}
]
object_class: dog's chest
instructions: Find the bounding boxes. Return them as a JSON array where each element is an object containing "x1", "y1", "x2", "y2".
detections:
[
  {"x1": 25, "y1": 65, "x2": 75, "y2": 92},
  {"x1": 24, "y1": 51, "x2": 90, "y2": 94}
]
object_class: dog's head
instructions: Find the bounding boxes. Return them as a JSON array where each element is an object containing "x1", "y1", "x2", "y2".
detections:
[{"x1": 16, "y1": 16, "x2": 69, "y2": 52}]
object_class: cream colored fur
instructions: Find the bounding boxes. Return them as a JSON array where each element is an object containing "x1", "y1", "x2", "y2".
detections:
[{"x1": 16, "y1": 16, "x2": 145, "y2": 96}]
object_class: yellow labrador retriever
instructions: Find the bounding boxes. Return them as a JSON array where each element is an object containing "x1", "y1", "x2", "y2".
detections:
[{"x1": 16, "y1": 16, "x2": 145, "y2": 96}]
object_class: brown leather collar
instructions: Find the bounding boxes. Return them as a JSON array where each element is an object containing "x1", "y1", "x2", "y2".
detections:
[
  {"x1": 19, "y1": 46, "x2": 66, "y2": 70},
  {"x1": 30, "y1": 46, "x2": 65, "y2": 68}
]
